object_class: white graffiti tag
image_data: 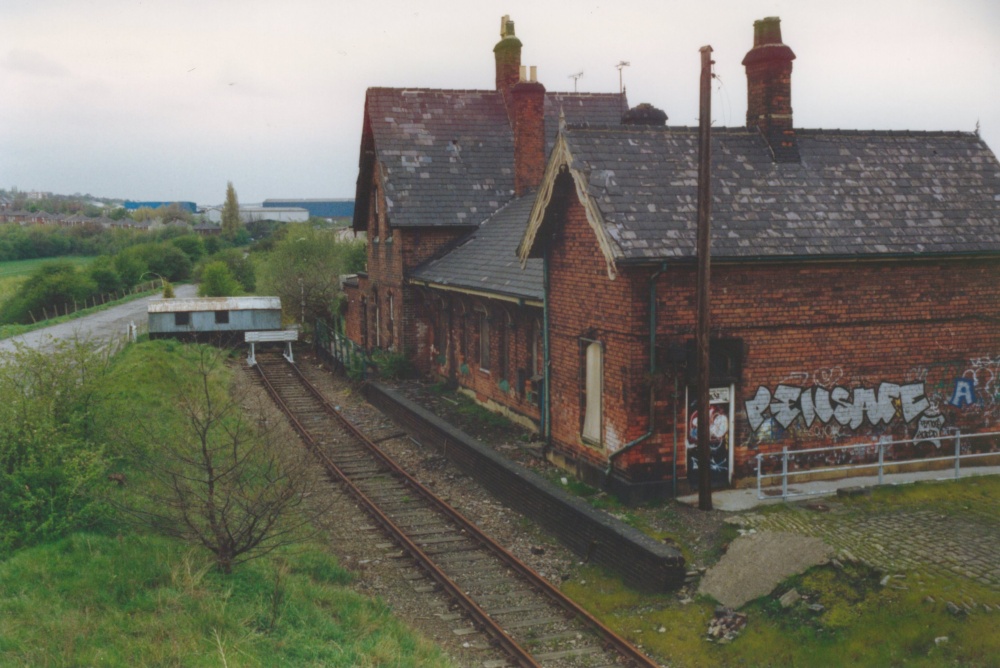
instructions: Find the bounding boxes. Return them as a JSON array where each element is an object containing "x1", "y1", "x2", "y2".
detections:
[{"x1": 746, "y1": 382, "x2": 929, "y2": 432}]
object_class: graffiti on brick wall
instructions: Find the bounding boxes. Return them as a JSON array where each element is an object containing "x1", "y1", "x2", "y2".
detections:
[
  {"x1": 744, "y1": 355, "x2": 1000, "y2": 450},
  {"x1": 746, "y1": 382, "x2": 930, "y2": 433}
]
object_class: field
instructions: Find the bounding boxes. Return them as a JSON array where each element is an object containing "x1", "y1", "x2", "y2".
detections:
[{"x1": 0, "y1": 256, "x2": 96, "y2": 303}]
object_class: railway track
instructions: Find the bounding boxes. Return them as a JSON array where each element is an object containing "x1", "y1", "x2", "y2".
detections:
[{"x1": 251, "y1": 352, "x2": 661, "y2": 668}]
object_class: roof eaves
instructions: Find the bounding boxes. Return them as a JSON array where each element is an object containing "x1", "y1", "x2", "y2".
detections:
[{"x1": 519, "y1": 134, "x2": 623, "y2": 278}]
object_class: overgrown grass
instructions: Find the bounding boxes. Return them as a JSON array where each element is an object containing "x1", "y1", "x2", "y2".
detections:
[
  {"x1": 0, "y1": 533, "x2": 451, "y2": 666},
  {"x1": 561, "y1": 477, "x2": 1000, "y2": 667}
]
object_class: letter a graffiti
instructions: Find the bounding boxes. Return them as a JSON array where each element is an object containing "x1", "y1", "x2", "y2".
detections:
[{"x1": 949, "y1": 378, "x2": 976, "y2": 408}]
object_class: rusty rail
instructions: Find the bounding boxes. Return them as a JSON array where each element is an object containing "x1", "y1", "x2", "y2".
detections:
[{"x1": 253, "y1": 353, "x2": 661, "y2": 668}]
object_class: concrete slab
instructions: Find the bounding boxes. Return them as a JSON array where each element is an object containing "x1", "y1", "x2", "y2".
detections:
[
  {"x1": 677, "y1": 465, "x2": 1000, "y2": 512},
  {"x1": 698, "y1": 530, "x2": 834, "y2": 608}
]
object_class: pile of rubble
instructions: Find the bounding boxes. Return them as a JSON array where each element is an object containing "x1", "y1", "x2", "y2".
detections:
[{"x1": 706, "y1": 606, "x2": 748, "y2": 643}]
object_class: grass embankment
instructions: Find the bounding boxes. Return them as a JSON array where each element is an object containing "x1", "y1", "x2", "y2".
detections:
[
  {"x1": 0, "y1": 341, "x2": 452, "y2": 667},
  {"x1": 0, "y1": 534, "x2": 445, "y2": 666},
  {"x1": 561, "y1": 476, "x2": 1000, "y2": 667}
]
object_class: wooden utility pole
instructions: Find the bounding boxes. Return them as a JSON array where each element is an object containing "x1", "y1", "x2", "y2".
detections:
[{"x1": 696, "y1": 45, "x2": 714, "y2": 511}]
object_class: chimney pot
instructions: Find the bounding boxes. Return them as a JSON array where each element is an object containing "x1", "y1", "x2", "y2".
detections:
[
  {"x1": 753, "y1": 17, "x2": 783, "y2": 47},
  {"x1": 530, "y1": 65, "x2": 537, "y2": 83}
]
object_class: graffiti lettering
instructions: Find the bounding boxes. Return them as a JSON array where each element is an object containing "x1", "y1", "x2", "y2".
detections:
[
  {"x1": 949, "y1": 378, "x2": 976, "y2": 408},
  {"x1": 747, "y1": 382, "x2": 929, "y2": 432}
]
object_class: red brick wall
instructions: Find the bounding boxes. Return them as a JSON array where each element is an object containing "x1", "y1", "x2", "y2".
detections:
[
  {"x1": 546, "y1": 195, "x2": 656, "y2": 476},
  {"x1": 545, "y1": 192, "x2": 1000, "y2": 486},
  {"x1": 655, "y1": 260, "x2": 1000, "y2": 481},
  {"x1": 344, "y1": 166, "x2": 467, "y2": 356},
  {"x1": 413, "y1": 290, "x2": 543, "y2": 425}
]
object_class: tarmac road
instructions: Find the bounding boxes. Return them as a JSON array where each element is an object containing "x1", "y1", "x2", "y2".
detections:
[{"x1": 0, "y1": 283, "x2": 198, "y2": 354}]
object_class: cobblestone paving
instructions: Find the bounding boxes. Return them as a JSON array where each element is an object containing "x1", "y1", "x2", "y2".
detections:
[{"x1": 738, "y1": 502, "x2": 1000, "y2": 606}]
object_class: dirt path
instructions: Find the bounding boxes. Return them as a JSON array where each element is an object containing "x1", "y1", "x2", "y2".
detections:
[{"x1": 0, "y1": 284, "x2": 197, "y2": 353}]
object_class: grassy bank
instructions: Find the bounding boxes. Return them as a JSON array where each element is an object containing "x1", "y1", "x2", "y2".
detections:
[
  {"x1": 0, "y1": 340, "x2": 453, "y2": 666},
  {"x1": 0, "y1": 533, "x2": 449, "y2": 666}
]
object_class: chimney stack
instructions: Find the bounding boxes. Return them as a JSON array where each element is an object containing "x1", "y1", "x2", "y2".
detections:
[
  {"x1": 494, "y1": 15, "x2": 522, "y2": 110},
  {"x1": 511, "y1": 66, "x2": 546, "y2": 195},
  {"x1": 742, "y1": 17, "x2": 799, "y2": 161}
]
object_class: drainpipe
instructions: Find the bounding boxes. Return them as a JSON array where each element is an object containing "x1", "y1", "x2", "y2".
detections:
[
  {"x1": 606, "y1": 262, "x2": 668, "y2": 477},
  {"x1": 542, "y1": 246, "x2": 552, "y2": 442}
]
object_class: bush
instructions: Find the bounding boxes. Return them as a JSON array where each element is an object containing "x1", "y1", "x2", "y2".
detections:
[
  {"x1": 87, "y1": 257, "x2": 122, "y2": 293},
  {"x1": 169, "y1": 235, "x2": 205, "y2": 263},
  {"x1": 0, "y1": 341, "x2": 115, "y2": 556},
  {"x1": 0, "y1": 261, "x2": 99, "y2": 324},
  {"x1": 370, "y1": 350, "x2": 416, "y2": 380},
  {"x1": 198, "y1": 261, "x2": 241, "y2": 297},
  {"x1": 211, "y1": 248, "x2": 256, "y2": 292}
]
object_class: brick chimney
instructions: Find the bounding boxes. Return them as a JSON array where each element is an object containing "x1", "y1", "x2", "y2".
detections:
[
  {"x1": 510, "y1": 66, "x2": 546, "y2": 196},
  {"x1": 742, "y1": 17, "x2": 799, "y2": 162},
  {"x1": 494, "y1": 16, "x2": 522, "y2": 110}
]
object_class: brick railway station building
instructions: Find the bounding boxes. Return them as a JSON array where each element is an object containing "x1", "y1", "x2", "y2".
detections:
[{"x1": 342, "y1": 16, "x2": 1000, "y2": 501}]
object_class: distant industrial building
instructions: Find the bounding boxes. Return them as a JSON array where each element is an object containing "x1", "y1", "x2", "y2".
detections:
[
  {"x1": 124, "y1": 201, "x2": 197, "y2": 213},
  {"x1": 262, "y1": 199, "x2": 354, "y2": 219},
  {"x1": 204, "y1": 206, "x2": 309, "y2": 224}
]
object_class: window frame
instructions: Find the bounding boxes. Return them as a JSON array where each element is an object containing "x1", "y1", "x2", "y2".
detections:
[
  {"x1": 477, "y1": 307, "x2": 491, "y2": 372},
  {"x1": 580, "y1": 338, "x2": 604, "y2": 447}
]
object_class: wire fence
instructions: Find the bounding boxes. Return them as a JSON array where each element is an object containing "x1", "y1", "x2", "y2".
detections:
[
  {"x1": 756, "y1": 430, "x2": 1000, "y2": 500},
  {"x1": 26, "y1": 279, "x2": 164, "y2": 324}
]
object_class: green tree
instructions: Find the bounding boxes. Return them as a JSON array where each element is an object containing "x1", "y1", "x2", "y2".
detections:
[
  {"x1": 113, "y1": 252, "x2": 147, "y2": 288},
  {"x1": 213, "y1": 247, "x2": 256, "y2": 292},
  {"x1": 258, "y1": 223, "x2": 363, "y2": 328},
  {"x1": 170, "y1": 234, "x2": 205, "y2": 263},
  {"x1": 198, "y1": 261, "x2": 241, "y2": 297},
  {"x1": 221, "y1": 182, "x2": 242, "y2": 240},
  {"x1": 87, "y1": 256, "x2": 122, "y2": 293}
]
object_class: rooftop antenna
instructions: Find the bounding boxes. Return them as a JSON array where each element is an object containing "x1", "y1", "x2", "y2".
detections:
[
  {"x1": 569, "y1": 71, "x2": 583, "y2": 92},
  {"x1": 615, "y1": 60, "x2": 630, "y2": 96}
]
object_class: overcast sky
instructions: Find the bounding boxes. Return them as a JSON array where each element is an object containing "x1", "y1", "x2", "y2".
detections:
[{"x1": 1, "y1": 0, "x2": 998, "y2": 206}]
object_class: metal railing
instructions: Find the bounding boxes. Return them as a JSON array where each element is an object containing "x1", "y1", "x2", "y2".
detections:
[
  {"x1": 315, "y1": 318, "x2": 369, "y2": 377},
  {"x1": 756, "y1": 430, "x2": 1000, "y2": 500}
]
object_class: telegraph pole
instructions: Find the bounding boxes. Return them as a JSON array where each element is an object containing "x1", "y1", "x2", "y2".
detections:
[{"x1": 696, "y1": 45, "x2": 714, "y2": 511}]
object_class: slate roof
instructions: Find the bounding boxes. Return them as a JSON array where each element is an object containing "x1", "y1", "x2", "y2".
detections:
[
  {"x1": 543, "y1": 126, "x2": 1000, "y2": 261},
  {"x1": 409, "y1": 196, "x2": 543, "y2": 301},
  {"x1": 359, "y1": 87, "x2": 624, "y2": 229}
]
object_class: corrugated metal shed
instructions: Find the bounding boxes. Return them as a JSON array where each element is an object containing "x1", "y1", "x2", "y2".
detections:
[{"x1": 148, "y1": 297, "x2": 281, "y2": 313}]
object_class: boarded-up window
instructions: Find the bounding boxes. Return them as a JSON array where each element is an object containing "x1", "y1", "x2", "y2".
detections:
[
  {"x1": 531, "y1": 319, "x2": 542, "y2": 377},
  {"x1": 214, "y1": 310, "x2": 229, "y2": 324},
  {"x1": 582, "y1": 340, "x2": 603, "y2": 444},
  {"x1": 175, "y1": 312, "x2": 190, "y2": 326},
  {"x1": 478, "y1": 309, "x2": 491, "y2": 371},
  {"x1": 497, "y1": 315, "x2": 508, "y2": 381},
  {"x1": 388, "y1": 292, "x2": 394, "y2": 348}
]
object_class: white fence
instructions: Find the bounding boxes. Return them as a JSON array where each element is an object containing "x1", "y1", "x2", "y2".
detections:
[{"x1": 756, "y1": 430, "x2": 1000, "y2": 500}]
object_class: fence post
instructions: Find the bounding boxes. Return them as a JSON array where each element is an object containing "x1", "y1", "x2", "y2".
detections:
[
  {"x1": 781, "y1": 447, "x2": 789, "y2": 500},
  {"x1": 756, "y1": 453, "x2": 763, "y2": 500},
  {"x1": 878, "y1": 441, "x2": 884, "y2": 485},
  {"x1": 954, "y1": 431, "x2": 961, "y2": 479}
]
